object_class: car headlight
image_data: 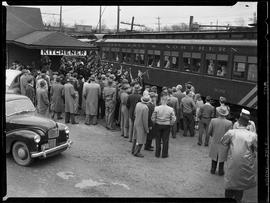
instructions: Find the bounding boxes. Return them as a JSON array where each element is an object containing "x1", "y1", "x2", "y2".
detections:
[
  {"x1": 65, "y1": 126, "x2": 69, "y2": 135},
  {"x1": 34, "y1": 134, "x2": 41, "y2": 143}
]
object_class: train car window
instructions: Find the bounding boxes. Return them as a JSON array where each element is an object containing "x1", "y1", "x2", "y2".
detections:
[
  {"x1": 247, "y1": 56, "x2": 257, "y2": 82},
  {"x1": 147, "y1": 50, "x2": 160, "y2": 68},
  {"x1": 163, "y1": 51, "x2": 178, "y2": 69},
  {"x1": 205, "y1": 53, "x2": 216, "y2": 75},
  {"x1": 183, "y1": 52, "x2": 191, "y2": 71},
  {"x1": 122, "y1": 50, "x2": 132, "y2": 64},
  {"x1": 190, "y1": 53, "x2": 201, "y2": 73},
  {"x1": 216, "y1": 55, "x2": 228, "y2": 77},
  {"x1": 134, "y1": 49, "x2": 145, "y2": 65},
  {"x1": 233, "y1": 55, "x2": 247, "y2": 80}
]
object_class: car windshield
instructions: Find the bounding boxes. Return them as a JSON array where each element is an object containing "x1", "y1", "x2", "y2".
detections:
[{"x1": 6, "y1": 98, "x2": 36, "y2": 117}]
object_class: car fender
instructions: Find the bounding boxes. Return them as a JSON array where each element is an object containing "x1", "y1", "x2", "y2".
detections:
[{"x1": 6, "y1": 129, "x2": 39, "y2": 154}]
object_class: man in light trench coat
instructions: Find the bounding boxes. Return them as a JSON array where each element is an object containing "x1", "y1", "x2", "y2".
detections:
[
  {"x1": 208, "y1": 105, "x2": 232, "y2": 175},
  {"x1": 131, "y1": 93, "x2": 150, "y2": 157},
  {"x1": 103, "y1": 78, "x2": 117, "y2": 129},
  {"x1": 62, "y1": 78, "x2": 78, "y2": 124},
  {"x1": 84, "y1": 75, "x2": 101, "y2": 125}
]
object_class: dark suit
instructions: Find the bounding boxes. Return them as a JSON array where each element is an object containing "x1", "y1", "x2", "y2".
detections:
[
  {"x1": 127, "y1": 93, "x2": 141, "y2": 141},
  {"x1": 145, "y1": 102, "x2": 155, "y2": 149},
  {"x1": 198, "y1": 102, "x2": 215, "y2": 145}
]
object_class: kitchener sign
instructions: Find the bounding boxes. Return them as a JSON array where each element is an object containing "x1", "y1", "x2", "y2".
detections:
[{"x1": 41, "y1": 49, "x2": 87, "y2": 56}]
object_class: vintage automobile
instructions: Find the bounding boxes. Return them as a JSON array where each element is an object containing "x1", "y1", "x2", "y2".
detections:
[
  {"x1": 5, "y1": 93, "x2": 72, "y2": 166},
  {"x1": 6, "y1": 69, "x2": 23, "y2": 94}
]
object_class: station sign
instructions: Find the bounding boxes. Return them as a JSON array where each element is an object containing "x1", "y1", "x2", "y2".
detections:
[{"x1": 40, "y1": 49, "x2": 87, "y2": 56}]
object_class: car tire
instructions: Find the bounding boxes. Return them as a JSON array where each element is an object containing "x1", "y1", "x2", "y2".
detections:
[{"x1": 12, "y1": 141, "x2": 33, "y2": 166}]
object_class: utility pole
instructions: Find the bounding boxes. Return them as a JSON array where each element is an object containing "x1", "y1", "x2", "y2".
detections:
[
  {"x1": 131, "y1": 16, "x2": 134, "y2": 31},
  {"x1": 99, "y1": 6, "x2": 102, "y2": 33},
  {"x1": 189, "y1": 16, "x2": 193, "y2": 31},
  {"x1": 156, "y1": 16, "x2": 161, "y2": 32},
  {"x1": 59, "y1": 6, "x2": 62, "y2": 32},
  {"x1": 117, "y1": 6, "x2": 120, "y2": 33}
]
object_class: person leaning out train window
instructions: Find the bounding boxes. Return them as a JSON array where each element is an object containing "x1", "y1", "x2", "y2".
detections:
[
  {"x1": 208, "y1": 60, "x2": 214, "y2": 75},
  {"x1": 217, "y1": 65, "x2": 227, "y2": 77},
  {"x1": 164, "y1": 56, "x2": 171, "y2": 69}
]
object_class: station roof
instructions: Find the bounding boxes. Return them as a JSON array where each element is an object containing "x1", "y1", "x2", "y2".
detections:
[
  {"x1": 13, "y1": 31, "x2": 95, "y2": 49},
  {"x1": 5, "y1": 6, "x2": 95, "y2": 50}
]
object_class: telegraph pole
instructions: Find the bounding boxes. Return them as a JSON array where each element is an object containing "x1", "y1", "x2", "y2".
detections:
[
  {"x1": 117, "y1": 6, "x2": 120, "y2": 33},
  {"x1": 99, "y1": 6, "x2": 102, "y2": 33},
  {"x1": 157, "y1": 16, "x2": 160, "y2": 32},
  {"x1": 59, "y1": 6, "x2": 62, "y2": 32}
]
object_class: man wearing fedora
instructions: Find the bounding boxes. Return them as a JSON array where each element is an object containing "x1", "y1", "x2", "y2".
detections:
[
  {"x1": 84, "y1": 75, "x2": 101, "y2": 125},
  {"x1": 131, "y1": 93, "x2": 150, "y2": 157},
  {"x1": 127, "y1": 83, "x2": 142, "y2": 142},
  {"x1": 233, "y1": 109, "x2": 256, "y2": 133},
  {"x1": 197, "y1": 96, "x2": 215, "y2": 146},
  {"x1": 144, "y1": 91, "x2": 157, "y2": 151},
  {"x1": 208, "y1": 106, "x2": 232, "y2": 176},
  {"x1": 221, "y1": 111, "x2": 257, "y2": 203},
  {"x1": 152, "y1": 93, "x2": 176, "y2": 158},
  {"x1": 103, "y1": 78, "x2": 116, "y2": 130}
]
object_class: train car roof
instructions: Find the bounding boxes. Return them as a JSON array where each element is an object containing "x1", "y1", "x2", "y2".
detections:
[{"x1": 96, "y1": 39, "x2": 257, "y2": 46}]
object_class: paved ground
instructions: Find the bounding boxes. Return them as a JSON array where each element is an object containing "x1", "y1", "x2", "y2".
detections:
[{"x1": 5, "y1": 116, "x2": 257, "y2": 201}]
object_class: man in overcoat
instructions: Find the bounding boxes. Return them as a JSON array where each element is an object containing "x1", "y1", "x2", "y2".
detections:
[
  {"x1": 62, "y1": 78, "x2": 78, "y2": 124},
  {"x1": 197, "y1": 96, "x2": 215, "y2": 146},
  {"x1": 103, "y1": 78, "x2": 116, "y2": 129},
  {"x1": 144, "y1": 91, "x2": 157, "y2": 151},
  {"x1": 208, "y1": 106, "x2": 232, "y2": 175},
  {"x1": 131, "y1": 93, "x2": 150, "y2": 157},
  {"x1": 126, "y1": 83, "x2": 142, "y2": 142},
  {"x1": 120, "y1": 84, "x2": 131, "y2": 138},
  {"x1": 167, "y1": 88, "x2": 179, "y2": 138},
  {"x1": 20, "y1": 69, "x2": 29, "y2": 95},
  {"x1": 50, "y1": 77, "x2": 64, "y2": 120},
  {"x1": 36, "y1": 80, "x2": 49, "y2": 117},
  {"x1": 25, "y1": 77, "x2": 35, "y2": 106},
  {"x1": 84, "y1": 75, "x2": 101, "y2": 125},
  {"x1": 221, "y1": 112, "x2": 257, "y2": 203},
  {"x1": 173, "y1": 85, "x2": 185, "y2": 131}
]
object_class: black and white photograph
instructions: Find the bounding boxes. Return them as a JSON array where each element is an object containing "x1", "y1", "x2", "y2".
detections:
[{"x1": 2, "y1": 1, "x2": 268, "y2": 203}]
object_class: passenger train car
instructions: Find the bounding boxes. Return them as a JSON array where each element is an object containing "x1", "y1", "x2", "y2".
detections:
[{"x1": 96, "y1": 31, "x2": 257, "y2": 121}]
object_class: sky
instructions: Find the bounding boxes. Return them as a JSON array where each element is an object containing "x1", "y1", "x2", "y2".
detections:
[{"x1": 3, "y1": 2, "x2": 257, "y2": 30}]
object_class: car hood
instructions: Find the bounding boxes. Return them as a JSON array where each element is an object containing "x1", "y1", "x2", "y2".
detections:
[{"x1": 8, "y1": 114, "x2": 57, "y2": 129}]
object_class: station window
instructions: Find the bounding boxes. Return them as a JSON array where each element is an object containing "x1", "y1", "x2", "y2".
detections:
[
  {"x1": 164, "y1": 51, "x2": 179, "y2": 69},
  {"x1": 205, "y1": 53, "x2": 216, "y2": 75},
  {"x1": 216, "y1": 55, "x2": 228, "y2": 77},
  {"x1": 233, "y1": 55, "x2": 247, "y2": 80},
  {"x1": 247, "y1": 56, "x2": 257, "y2": 82},
  {"x1": 183, "y1": 52, "x2": 201, "y2": 73},
  {"x1": 147, "y1": 50, "x2": 161, "y2": 68}
]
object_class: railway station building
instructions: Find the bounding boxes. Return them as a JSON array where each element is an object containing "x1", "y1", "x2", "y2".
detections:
[{"x1": 5, "y1": 6, "x2": 96, "y2": 71}]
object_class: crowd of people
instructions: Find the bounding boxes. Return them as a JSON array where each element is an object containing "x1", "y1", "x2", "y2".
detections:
[{"x1": 10, "y1": 55, "x2": 257, "y2": 203}]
